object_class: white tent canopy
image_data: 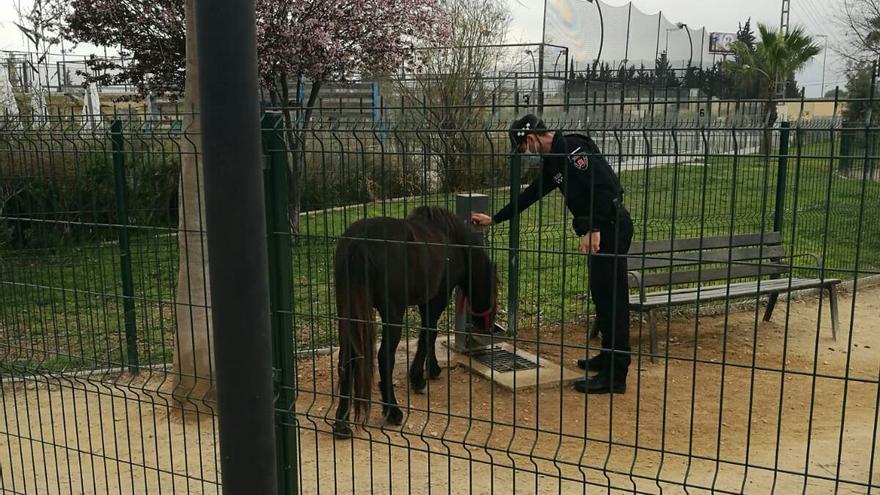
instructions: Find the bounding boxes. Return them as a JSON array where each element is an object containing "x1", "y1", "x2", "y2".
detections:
[
  {"x1": 0, "y1": 65, "x2": 18, "y2": 117},
  {"x1": 545, "y1": 0, "x2": 712, "y2": 69},
  {"x1": 81, "y1": 81, "x2": 102, "y2": 131}
]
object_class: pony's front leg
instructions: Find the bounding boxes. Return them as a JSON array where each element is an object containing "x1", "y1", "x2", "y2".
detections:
[
  {"x1": 378, "y1": 311, "x2": 404, "y2": 425},
  {"x1": 425, "y1": 291, "x2": 451, "y2": 380},
  {"x1": 427, "y1": 328, "x2": 443, "y2": 379}
]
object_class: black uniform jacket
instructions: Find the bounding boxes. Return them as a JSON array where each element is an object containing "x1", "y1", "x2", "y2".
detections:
[{"x1": 492, "y1": 132, "x2": 625, "y2": 236}]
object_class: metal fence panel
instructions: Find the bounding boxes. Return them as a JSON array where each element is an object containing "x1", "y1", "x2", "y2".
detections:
[{"x1": 1, "y1": 94, "x2": 879, "y2": 493}]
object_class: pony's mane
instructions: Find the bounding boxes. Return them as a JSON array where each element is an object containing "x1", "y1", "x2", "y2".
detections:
[
  {"x1": 409, "y1": 205, "x2": 499, "y2": 310},
  {"x1": 407, "y1": 206, "x2": 476, "y2": 244}
]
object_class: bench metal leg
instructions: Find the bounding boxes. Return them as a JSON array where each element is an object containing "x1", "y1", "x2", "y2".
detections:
[
  {"x1": 648, "y1": 310, "x2": 658, "y2": 364},
  {"x1": 763, "y1": 293, "x2": 779, "y2": 322},
  {"x1": 590, "y1": 317, "x2": 600, "y2": 340},
  {"x1": 827, "y1": 286, "x2": 840, "y2": 341}
]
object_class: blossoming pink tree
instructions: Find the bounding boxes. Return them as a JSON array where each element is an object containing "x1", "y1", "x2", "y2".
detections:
[
  {"x1": 62, "y1": 0, "x2": 447, "y2": 404},
  {"x1": 65, "y1": 0, "x2": 447, "y2": 226},
  {"x1": 254, "y1": 0, "x2": 448, "y2": 229}
]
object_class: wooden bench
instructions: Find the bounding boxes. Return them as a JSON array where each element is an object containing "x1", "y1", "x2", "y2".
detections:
[{"x1": 591, "y1": 232, "x2": 842, "y2": 362}]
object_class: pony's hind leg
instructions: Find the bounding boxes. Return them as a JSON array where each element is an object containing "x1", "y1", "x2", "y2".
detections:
[
  {"x1": 377, "y1": 309, "x2": 404, "y2": 425},
  {"x1": 333, "y1": 357, "x2": 354, "y2": 440}
]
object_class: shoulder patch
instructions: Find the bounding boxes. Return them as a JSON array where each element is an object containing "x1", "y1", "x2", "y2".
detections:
[{"x1": 568, "y1": 146, "x2": 589, "y2": 171}]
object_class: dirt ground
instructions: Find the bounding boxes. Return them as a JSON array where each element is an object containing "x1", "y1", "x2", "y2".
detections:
[{"x1": 2, "y1": 284, "x2": 880, "y2": 494}]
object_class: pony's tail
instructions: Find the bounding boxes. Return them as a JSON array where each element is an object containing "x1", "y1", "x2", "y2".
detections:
[{"x1": 336, "y1": 245, "x2": 376, "y2": 422}]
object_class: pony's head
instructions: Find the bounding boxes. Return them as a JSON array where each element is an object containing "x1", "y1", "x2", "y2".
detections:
[
  {"x1": 460, "y1": 245, "x2": 500, "y2": 334},
  {"x1": 407, "y1": 205, "x2": 501, "y2": 334}
]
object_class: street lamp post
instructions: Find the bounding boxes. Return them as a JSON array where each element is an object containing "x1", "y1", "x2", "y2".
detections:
[
  {"x1": 525, "y1": 49, "x2": 537, "y2": 111},
  {"x1": 553, "y1": 51, "x2": 565, "y2": 76},
  {"x1": 743, "y1": 64, "x2": 772, "y2": 82},
  {"x1": 540, "y1": 0, "x2": 548, "y2": 114},
  {"x1": 677, "y1": 22, "x2": 693, "y2": 68},
  {"x1": 665, "y1": 28, "x2": 677, "y2": 54},
  {"x1": 817, "y1": 34, "x2": 828, "y2": 96},
  {"x1": 585, "y1": 0, "x2": 605, "y2": 65}
]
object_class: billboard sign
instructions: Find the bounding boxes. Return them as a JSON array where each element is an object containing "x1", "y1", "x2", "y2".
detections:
[{"x1": 709, "y1": 32, "x2": 737, "y2": 54}]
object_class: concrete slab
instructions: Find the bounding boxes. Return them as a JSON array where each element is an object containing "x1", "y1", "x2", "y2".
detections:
[{"x1": 444, "y1": 342, "x2": 581, "y2": 391}]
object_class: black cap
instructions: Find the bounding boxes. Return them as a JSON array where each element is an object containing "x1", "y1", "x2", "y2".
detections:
[{"x1": 508, "y1": 114, "x2": 546, "y2": 152}]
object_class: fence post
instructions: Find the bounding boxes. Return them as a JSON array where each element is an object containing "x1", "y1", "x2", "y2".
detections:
[
  {"x1": 869, "y1": 129, "x2": 879, "y2": 180},
  {"x1": 453, "y1": 193, "x2": 492, "y2": 352},
  {"x1": 839, "y1": 130, "x2": 853, "y2": 175},
  {"x1": 774, "y1": 121, "x2": 790, "y2": 234},
  {"x1": 514, "y1": 72, "x2": 519, "y2": 114},
  {"x1": 507, "y1": 153, "x2": 521, "y2": 337},
  {"x1": 370, "y1": 81, "x2": 380, "y2": 126},
  {"x1": 537, "y1": 43, "x2": 545, "y2": 114},
  {"x1": 110, "y1": 119, "x2": 138, "y2": 374},
  {"x1": 261, "y1": 111, "x2": 298, "y2": 495}
]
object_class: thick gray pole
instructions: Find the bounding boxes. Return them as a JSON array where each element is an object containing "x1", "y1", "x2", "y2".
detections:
[
  {"x1": 592, "y1": 0, "x2": 604, "y2": 66},
  {"x1": 818, "y1": 35, "x2": 828, "y2": 95},
  {"x1": 684, "y1": 28, "x2": 693, "y2": 68},
  {"x1": 454, "y1": 193, "x2": 492, "y2": 353},
  {"x1": 194, "y1": 0, "x2": 278, "y2": 493},
  {"x1": 539, "y1": 0, "x2": 547, "y2": 114}
]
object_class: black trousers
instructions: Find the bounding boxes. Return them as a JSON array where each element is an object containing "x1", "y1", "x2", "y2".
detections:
[{"x1": 588, "y1": 209, "x2": 633, "y2": 381}]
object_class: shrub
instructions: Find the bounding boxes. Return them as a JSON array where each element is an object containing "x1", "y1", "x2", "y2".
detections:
[{"x1": 0, "y1": 128, "x2": 179, "y2": 248}]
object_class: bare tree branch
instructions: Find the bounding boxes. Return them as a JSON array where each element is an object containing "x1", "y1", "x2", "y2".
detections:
[{"x1": 837, "y1": 0, "x2": 880, "y2": 66}]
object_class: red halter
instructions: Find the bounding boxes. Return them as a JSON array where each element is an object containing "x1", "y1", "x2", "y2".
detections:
[{"x1": 456, "y1": 293, "x2": 497, "y2": 332}]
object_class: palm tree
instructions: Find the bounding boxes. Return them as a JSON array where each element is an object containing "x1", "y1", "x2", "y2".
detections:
[{"x1": 727, "y1": 24, "x2": 820, "y2": 150}]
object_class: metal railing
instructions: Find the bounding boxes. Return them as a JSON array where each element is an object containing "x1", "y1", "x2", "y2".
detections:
[{"x1": 1, "y1": 93, "x2": 879, "y2": 492}]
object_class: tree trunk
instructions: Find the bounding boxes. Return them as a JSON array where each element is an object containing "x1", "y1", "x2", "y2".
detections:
[
  {"x1": 282, "y1": 78, "x2": 321, "y2": 235},
  {"x1": 761, "y1": 95, "x2": 778, "y2": 156},
  {"x1": 171, "y1": 0, "x2": 214, "y2": 410}
]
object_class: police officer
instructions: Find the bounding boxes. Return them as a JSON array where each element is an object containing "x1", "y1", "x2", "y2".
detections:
[{"x1": 471, "y1": 114, "x2": 633, "y2": 394}]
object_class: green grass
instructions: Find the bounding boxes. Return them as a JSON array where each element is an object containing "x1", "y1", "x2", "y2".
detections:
[
  {"x1": 290, "y1": 148, "x2": 880, "y2": 350},
  {"x1": 2, "y1": 142, "x2": 879, "y2": 373},
  {"x1": 0, "y1": 232, "x2": 179, "y2": 375}
]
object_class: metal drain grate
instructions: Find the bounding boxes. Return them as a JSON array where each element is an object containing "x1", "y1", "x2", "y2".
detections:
[{"x1": 470, "y1": 347, "x2": 540, "y2": 372}]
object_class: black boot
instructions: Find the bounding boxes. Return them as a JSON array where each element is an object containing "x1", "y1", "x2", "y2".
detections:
[
  {"x1": 572, "y1": 373, "x2": 626, "y2": 394},
  {"x1": 574, "y1": 354, "x2": 627, "y2": 394},
  {"x1": 576, "y1": 355, "x2": 603, "y2": 372}
]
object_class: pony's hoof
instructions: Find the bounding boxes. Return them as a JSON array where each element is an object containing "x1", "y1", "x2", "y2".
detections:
[
  {"x1": 410, "y1": 374, "x2": 427, "y2": 393},
  {"x1": 333, "y1": 421, "x2": 352, "y2": 440},
  {"x1": 384, "y1": 407, "x2": 404, "y2": 426},
  {"x1": 428, "y1": 361, "x2": 442, "y2": 380}
]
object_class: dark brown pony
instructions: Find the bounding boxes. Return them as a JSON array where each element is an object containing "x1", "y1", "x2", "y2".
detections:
[{"x1": 333, "y1": 206, "x2": 498, "y2": 439}]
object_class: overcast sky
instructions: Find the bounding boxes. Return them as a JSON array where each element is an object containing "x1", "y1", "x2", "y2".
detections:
[{"x1": 0, "y1": 0, "x2": 851, "y2": 97}]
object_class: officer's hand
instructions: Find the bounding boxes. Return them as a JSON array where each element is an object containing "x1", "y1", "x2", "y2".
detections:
[
  {"x1": 471, "y1": 212, "x2": 493, "y2": 226},
  {"x1": 579, "y1": 231, "x2": 600, "y2": 254}
]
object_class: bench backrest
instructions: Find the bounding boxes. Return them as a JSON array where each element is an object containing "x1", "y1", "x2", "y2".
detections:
[{"x1": 627, "y1": 232, "x2": 789, "y2": 289}]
